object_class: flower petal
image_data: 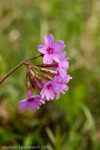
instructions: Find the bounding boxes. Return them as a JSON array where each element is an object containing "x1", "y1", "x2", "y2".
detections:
[
  {"x1": 35, "y1": 103, "x2": 40, "y2": 109},
  {"x1": 53, "y1": 83, "x2": 61, "y2": 93},
  {"x1": 39, "y1": 100, "x2": 45, "y2": 104},
  {"x1": 53, "y1": 53, "x2": 62, "y2": 62},
  {"x1": 47, "y1": 54, "x2": 53, "y2": 64},
  {"x1": 56, "y1": 93, "x2": 60, "y2": 99},
  {"x1": 49, "y1": 90, "x2": 55, "y2": 100},
  {"x1": 44, "y1": 34, "x2": 54, "y2": 48},
  {"x1": 41, "y1": 88, "x2": 47, "y2": 98},
  {"x1": 46, "y1": 91, "x2": 50, "y2": 100},
  {"x1": 43, "y1": 54, "x2": 49, "y2": 64},
  {"x1": 59, "y1": 61, "x2": 69, "y2": 69},
  {"x1": 54, "y1": 40, "x2": 65, "y2": 52},
  {"x1": 19, "y1": 99, "x2": 27, "y2": 105},
  {"x1": 19, "y1": 102, "x2": 29, "y2": 111},
  {"x1": 29, "y1": 103, "x2": 36, "y2": 111},
  {"x1": 61, "y1": 51, "x2": 67, "y2": 59},
  {"x1": 37, "y1": 45, "x2": 46, "y2": 54},
  {"x1": 33, "y1": 95, "x2": 40, "y2": 99},
  {"x1": 44, "y1": 35, "x2": 48, "y2": 46},
  {"x1": 47, "y1": 34, "x2": 54, "y2": 47},
  {"x1": 59, "y1": 68, "x2": 67, "y2": 78}
]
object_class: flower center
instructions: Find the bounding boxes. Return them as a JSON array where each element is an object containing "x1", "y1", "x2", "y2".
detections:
[
  {"x1": 47, "y1": 47, "x2": 53, "y2": 54},
  {"x1": 28, "y1": 97, "x2": 34, "y2": 102},
  {"x1": 47, "y1": 84, "x2": 52, "y2": 90}
]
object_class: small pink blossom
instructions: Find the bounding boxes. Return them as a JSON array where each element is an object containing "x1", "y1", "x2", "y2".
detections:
[
  {"x1": 56, "y1": 75, "x2": 72, "y2": 99},
  {"x1": 56, "y1": 51, "x2": 69, "y2": 79},
  {"x1": 38, "y1": 34, "x2": 65, "y2": 64},
  {"x1": 46, "y1": 52, "x2": 69, "y2": 79},
  {"x1": 40, "y1": 78, "x2": 61, "y2": 100},
  {"x1": 19, "y1": 89, "x2": 45, "y2": 111}
]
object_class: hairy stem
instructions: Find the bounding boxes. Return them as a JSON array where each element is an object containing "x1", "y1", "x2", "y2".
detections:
[{"x1": 0, "y1": 55, "x2": 40, "y2": 84}]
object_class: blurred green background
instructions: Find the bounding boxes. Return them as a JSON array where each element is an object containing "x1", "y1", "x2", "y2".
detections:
[{"x1": 0, "y1": 0, "x2": 100, "y2": 150}]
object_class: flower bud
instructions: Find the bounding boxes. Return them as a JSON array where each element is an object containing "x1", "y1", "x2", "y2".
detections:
[
  {"x1": 29, "y1": 77, "x2": 35, "y2": 89},
  {"x1": 26, "y1": 81, "x2": 31, "y2": 90},
  {"x1": 42, "y1": 75, "x2": 53, "y2": 81},
  {"x1": 31, "y1": 77, "x2": 42, "y2": 92},
  {"x1": 38, "y1": 64, "x2": 49, "y2": 67},
  {"x1": 49, "y1": 63, "x2": 58, "y2": 68},
  {"x1": 40, "y1": 68, "x2": 58, "y2": 75},
  {"x1": 35, "y1": 75, "x2": 46, "y2": 85}
]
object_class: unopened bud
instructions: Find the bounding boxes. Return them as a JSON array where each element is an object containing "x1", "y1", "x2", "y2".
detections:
[
  {"x1": 26, "y1": 81, "x2": 31, "y2": 90},
  {"x1": 33, "y1": 79, "x2": 42, "y2": 92},
  {"x1": 35, "y1": 75, "x2": 46, "y2": 85},
  {"x1": 40, "y1": 68, "x2": 58, "y2": 75},
  {"x1": 38, "y1": 64, "x2": 49, "y2": 67},
  {"x1": 49, "y1": 63, "x2": 58, "y2": 68},
  {"x1": 26, "y1": 69, "x2": 35, "y2": 78},
  {"x1": 30, "y1": 77, "x2": 35, "y2": 89},
  {"x1": 30, "y1": 69, "x2": 35, "y2": 77},
  {"x1": 42, "y1": 75, "x2": 53, "y2": 81}
]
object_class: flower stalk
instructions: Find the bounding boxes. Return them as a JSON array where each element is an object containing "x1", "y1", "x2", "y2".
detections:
[{"x1": 0, "y1": 55, "x2": 41, "y2": 84}]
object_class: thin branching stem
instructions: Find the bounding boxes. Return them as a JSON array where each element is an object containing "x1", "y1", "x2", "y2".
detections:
[{"x1": 0, "y1": 55, "x2": 41, "y2": 84}]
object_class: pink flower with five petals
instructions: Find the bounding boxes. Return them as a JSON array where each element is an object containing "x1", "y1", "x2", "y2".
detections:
[
  {"x1": 56, "y1": 75, "x2": 72, "y2": 99},
  {"x1": 40, "y1": 78, "x2": 61, "y2": 100},
  {"x1": 56, "y1": 51, "x2": 69, "y2": 79},
  {"x1": 38, "y1": 34, "x2": 65, "y2": 64},
  {"x1": 19, "y1": 89, "x2": 45, "y2": 111}
]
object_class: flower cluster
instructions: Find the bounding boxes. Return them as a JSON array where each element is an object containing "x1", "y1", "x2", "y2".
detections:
[{"x1": 19, "y1": 34, "x2": 72, "y2": 111}]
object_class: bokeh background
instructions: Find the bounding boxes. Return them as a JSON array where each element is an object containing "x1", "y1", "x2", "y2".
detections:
[{"x1": 0, "y1": 0, "x2": 100, "y2": 150}]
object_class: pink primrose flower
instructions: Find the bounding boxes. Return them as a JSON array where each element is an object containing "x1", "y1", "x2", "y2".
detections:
[
  {"x1": 56, "y1": 51, "x2": 69, "y2": 79},
  {"x1": 40, "y1": 78, "x2": 61, "y2": 100},
  {"x1": 19, "y1": 89, "x2": 45, "y2": 111},
  {"x1": 38, "y1": 34, "x2": 65, "y2": 64},
  {"x1": 56, "y1": 75, "x2": 72, "y2": 99}
]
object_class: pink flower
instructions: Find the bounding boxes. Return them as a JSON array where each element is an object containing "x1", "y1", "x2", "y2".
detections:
[
  {"x1": 56, "y1": 51, "x2": 69, "y2": 79},
  {"x1": 56, "y1": 75, "x2": 72, "y2": 99},
  {"x1": 46, "y1": 52, "x2": 69, "y2": 79},
  {"x1": 40, "y1": 78, "x2": 61, "y2": 100},
  {"x1": 63, "y1": 75, "x2": 72, "y2": 83},
  {"x1": 38, "y1": 34, "x2": 65, "y2": 64},
  {"x1": 19, "y1": 89, "x2": 45, "y2": 111}
]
